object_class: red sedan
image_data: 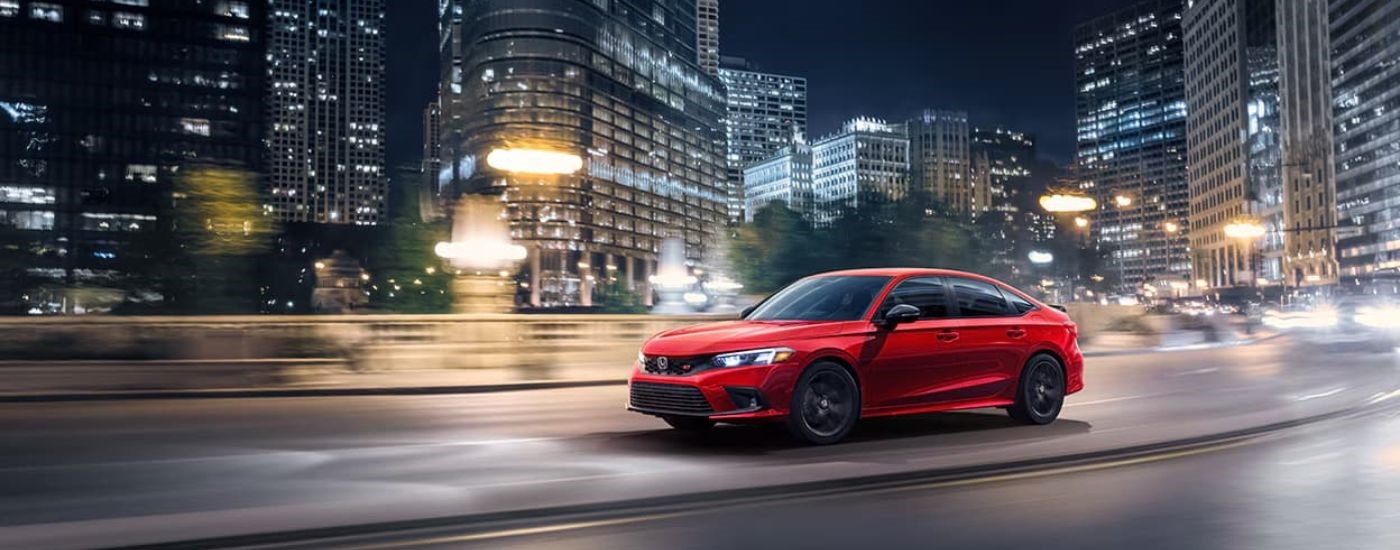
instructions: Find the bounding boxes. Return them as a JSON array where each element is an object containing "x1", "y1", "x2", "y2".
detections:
[{"x1": 628, "y1": 268, "x2": 1084, "y2": 444}]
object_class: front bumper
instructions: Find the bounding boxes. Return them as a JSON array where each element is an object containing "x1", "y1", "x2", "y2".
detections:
[{"x1": 626, "y1": 365, "x2": 788, "y2": 421}]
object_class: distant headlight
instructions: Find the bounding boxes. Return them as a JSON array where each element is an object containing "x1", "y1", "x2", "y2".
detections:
[
  {"x1": 712, "y1": 347, "x2": 795, "y2": 368},
  {"x1": 1357, "y1": 306, "x2": 1400, "y2": 329}
]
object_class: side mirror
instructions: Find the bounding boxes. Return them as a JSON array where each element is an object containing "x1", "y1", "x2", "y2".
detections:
[
  {"x1": 880, "y1": 304, "x2": 921, "y2": 327},
  {"x1": 740, "y1": 305, "x2": 757, "y2": 319}
]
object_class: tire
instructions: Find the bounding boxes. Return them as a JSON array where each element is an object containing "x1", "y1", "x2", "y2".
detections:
[
  {"x1": 1007, "y1": 354, "x2": 1065, "y2": 425},
  {"x1": 663, "y1": 416, "x2": 715, "y2": 432},
  {"x1": 787, "y1": 361, "x2": 861, "y2": 445}
]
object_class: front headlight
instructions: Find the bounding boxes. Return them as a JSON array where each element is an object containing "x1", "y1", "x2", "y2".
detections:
[
  {"x1": 712, "y1": 347, "x2": 795, "y2": 368},
  {"x1": 636, "y1": 350, "x2": 645, "y2": 370}
]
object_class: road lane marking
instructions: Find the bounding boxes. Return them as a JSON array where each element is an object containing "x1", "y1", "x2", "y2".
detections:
[
  {"x1": 1066, "y1": 395, "x2": 1154, "y2": 407},
  {"x1": 1294, "y1": 388, "x2": 1346, "y2": 402}
]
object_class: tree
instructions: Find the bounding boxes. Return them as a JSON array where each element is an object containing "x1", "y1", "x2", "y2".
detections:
[{"x1": 365, "y1": 170, "x2": 453, "y2": 313}]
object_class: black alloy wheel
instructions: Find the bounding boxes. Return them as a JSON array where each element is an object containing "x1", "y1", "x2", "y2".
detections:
[
  {"x1": 1008, "y1": 354, "x2": 1065, "y2": 425},
  {"x1": 788, "y1": 361, "x2": 860, "y2": 445}
]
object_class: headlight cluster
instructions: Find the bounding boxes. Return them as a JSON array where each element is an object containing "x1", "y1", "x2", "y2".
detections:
[{"x1": 712, "y1": 347, "x2": 794, "y2": 368}]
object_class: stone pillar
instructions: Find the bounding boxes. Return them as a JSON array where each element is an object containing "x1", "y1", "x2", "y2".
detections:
[
  {"x1": 529, "y1": 246, "x2": 542, "y2": 307},
  {"x1": 641, "y1": 258, "x2": 654, "y2": 307},
  {"x1": 452, "y1": 272, "x2": 515, "y2": 314},
  {"x1": 578, "y1": 251, "x2": 594, "y2": 307}
]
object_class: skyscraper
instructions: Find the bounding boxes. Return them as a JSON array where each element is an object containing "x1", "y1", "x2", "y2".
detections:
[
  {"x1": 811, "y1": 118, "x2": 910, "y2": 225},
  {"x1": 1184, "y1": 0, "x2": 1339, "y2": 290},
  {"x1": 1075, "y1": 0, "x2": 1189, "y2": 289},
  {"x1": 265, "y1": 0, "x2": 386, "y2": 225},
  {"x1": 1331, "y1": 0, "x2": 1400, "y2": 279},
  {"x1": 904, "y1": 110, "x2": 982, "y2": 217},
  {"x1": 0, "y1": 0, "x2": 265, "y2": 312},
  {"x1": 1184, "y1": 0, "x2": 1283, "y2": 288},
  {"x1": 439, "y1": 0, "x2": 727, "y2": 307},
  {"x1": 971, "y1": 127, "x2": 1036, "y2": 226},
  {"x1": 1276, "y1": 0, "x2": 1337, "y2": 286},
  {"x1": 718, "y1": 56, "x2": 808, "y2": 222},
  {"x1": 696, "y1": 0, "x2": 720, "y2": 75}
]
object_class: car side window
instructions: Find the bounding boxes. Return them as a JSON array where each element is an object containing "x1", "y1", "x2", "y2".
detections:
[
  {"x1": 875, "y1": 277, "x2": 950, "y2": 320},
  {"x1": 949, "y1": 277, "x2": 1010, "y2": 317},
  {"x1": 1004, "y1": 289, "x2": 1037, "y2": 314}
]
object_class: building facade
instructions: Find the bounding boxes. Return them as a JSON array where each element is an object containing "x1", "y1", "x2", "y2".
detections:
[
  {"x1": 1183, "y1": 0, "x2": 1283, "y2": 288},
  {"x1": 1276, "y1": 0, "x2": 1337, "y2": 286},
  {"x1": 1075, "y1": 0, "x2": 1190, "y2": 289},
  {"x1": 1331, "y1": 0, "x2": 1400, "y2": 279},
  {"x1": 810, "y1": 118, "x2": 910, "y2": 224},
  {"x1": 742, "y1": 142, "x2": 812, "y2": 221},
  {"x1": 971, "y1": 127, "x2": 1035, "y2": 225},
  {"x1": 0, "y1": 0, "x2": 265, "y2": 312},
  {"x1": 696, "y1": 0, "x2": 719, "y2": 75},
  {"x1": 265, "y1": 0, "x2": 386, "y2": 225},
  {"x1": 718, "y1": 57, "x2": 807, "y2": 222},
  {"x1": 439, "y1": 0, "x2": 728, "y2": 307},
  {"x1": 904, "y1": 110, "x2": 979, "y2": 216}
]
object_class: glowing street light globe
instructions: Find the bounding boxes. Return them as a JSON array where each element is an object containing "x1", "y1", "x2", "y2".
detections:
[
  {"x1": 1223, "y1": 219, "x2": 1267, "y2": 239},
  {"x1": 1039, "y1": 193, "x2": 1098, "y2": 213},
  {"x1": 1028, "y1": 250, "x2": 1054, "y2": 265},
  {"x1": 485, "y1": 148, "x2": 583, "y2": 175}
]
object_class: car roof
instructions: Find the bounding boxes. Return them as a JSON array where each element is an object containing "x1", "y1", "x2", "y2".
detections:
[{"x1": 816, "y1": 267, "x2": 1001, "y2": 282}]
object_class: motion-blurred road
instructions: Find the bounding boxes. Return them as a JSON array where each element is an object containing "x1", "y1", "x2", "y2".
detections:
[{"x1": 1, "y1": 337, "x2": 1397, "y2": 548}]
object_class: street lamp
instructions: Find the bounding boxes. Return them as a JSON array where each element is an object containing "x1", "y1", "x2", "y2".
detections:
[
  {"x1": 1114, "y1": 194, "x2": 1133, "y2": 208},
  {"x1": 1074, "y1": 216, "x2": 1089, "y2": 229},
  {"x1": 1164, "y1": 221, "x2": 1180, "y2": 234},
  {"x1": 1028, "y1": 250, "x2": 1054, "y2": 265}
]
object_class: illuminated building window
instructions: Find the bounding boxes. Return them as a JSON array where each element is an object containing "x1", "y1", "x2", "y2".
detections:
[
  {"x1": 179, "y1": 118, "x2": 211, "y2": 136},
  {"x1": 30, "y1": 3, "x2": 62, "y2": 22},
  {"x1": 218, "y1": 1, "x2": 250, "y2": 19},
  {"x1": 0, "y1": 1, "x2": 18, "y2": 17},
  {"x1": 111, "y1": 0, "x2": 149, "y2": 6},
  {"x1": 0, "y1": 186, "x2": 57, "y2": 205},
  {"x1": 113, "y1": 12, "x2": 144, "y2": 30},
  {"x1": 86, "y1": 10, "x2": 106, "y2": 25},
  {"x1": 0, "y1": 210, "x2": 55, "y2": 231},
  {"x1": 216, "y1": 25, "x2": 251, "y2": 42},
  {"x1": 125, "y1": 165, "x2": 158, "y2": 184}
]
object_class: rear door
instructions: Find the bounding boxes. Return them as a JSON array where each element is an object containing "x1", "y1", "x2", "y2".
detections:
[{"x1": 945, "y1": 277, "x2": 1028, "y2": 400}]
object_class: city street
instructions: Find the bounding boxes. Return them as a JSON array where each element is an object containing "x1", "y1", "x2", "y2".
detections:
[{"x1": 1, "y1": 337, "x2": 1397, "y2": 548}]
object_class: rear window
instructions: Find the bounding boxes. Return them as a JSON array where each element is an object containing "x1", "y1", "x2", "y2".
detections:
[{"x1": 949, "y1": 277, "x2": 1010, "y2": 317}]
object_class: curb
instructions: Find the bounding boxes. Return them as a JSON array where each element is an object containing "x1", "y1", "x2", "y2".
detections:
[
  {"x1": 0, "y1": 379, "x2": 626, "y2": 403},
  {"x1": 122, "y1": 396, "x2": 1393, "y2": 550}
]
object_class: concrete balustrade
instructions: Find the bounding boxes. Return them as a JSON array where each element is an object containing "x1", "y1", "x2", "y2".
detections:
[{"x1": 0, "y1": 306, "x2": 1148, "y2": 395}]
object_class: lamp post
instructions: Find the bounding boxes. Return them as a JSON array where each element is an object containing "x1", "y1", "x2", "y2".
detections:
[
  {"x1": 435, "y1": 195, "x2": 527, "y2": 313},
  {"x1": 1224, "y1": 217, "x2": 1267, "y2": 288}
]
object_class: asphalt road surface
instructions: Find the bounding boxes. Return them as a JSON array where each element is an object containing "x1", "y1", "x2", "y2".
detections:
[{"x1": 1, "y1": 337, "x2": 1397, "y2": 548}]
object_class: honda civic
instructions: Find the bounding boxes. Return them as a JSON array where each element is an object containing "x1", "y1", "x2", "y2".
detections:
[{"x1": 627, "y1": 268, "x2": 1084, "y2": 444}]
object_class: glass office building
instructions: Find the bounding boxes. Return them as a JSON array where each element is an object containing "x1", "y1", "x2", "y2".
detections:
[
  {"x1": 439, "y1": 0, "x2": 728, "y2": 307},
  {"x1": 904, "y1": 110, "x2": 979, "y2": 217},
  {"x1": 718, "y1": 56, "x2": 807, "y2": 222},
  {"x1": 1332, "y1": 0, "x2": 1400, "y2": 278},
  {"x1": 1074, "y1": 0, "x2": 1190, "y2": 289},
  {"x1": 0, "y1": 0, "x2": 265, "y2": 312}
]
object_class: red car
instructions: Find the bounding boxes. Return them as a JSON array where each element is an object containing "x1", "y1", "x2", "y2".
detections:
[{"x1": 628, "y1": 268, "x2": 1084, "y2": 444}]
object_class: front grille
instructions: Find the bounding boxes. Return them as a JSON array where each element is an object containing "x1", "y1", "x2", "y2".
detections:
[
  {"x1": 630, "y1": 382, "x2": 714, "y2": 414},
  {"x1": 641, "y1": 354, "x2": 711, "y2": 375}
]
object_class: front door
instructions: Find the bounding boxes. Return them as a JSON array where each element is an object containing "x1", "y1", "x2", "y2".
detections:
[{"x1": 860, "y1": 277, "x2": 973, "y2": 409}]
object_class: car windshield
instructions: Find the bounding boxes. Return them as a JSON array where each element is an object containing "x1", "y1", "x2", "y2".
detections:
[{"x1": 746, "y1": 276, "x2": 891, "y2": 321}]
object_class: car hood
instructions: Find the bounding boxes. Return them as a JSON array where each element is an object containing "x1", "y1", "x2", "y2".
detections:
[{"x1": 643, "y1": 320, "x2": 848, "y2": 356}]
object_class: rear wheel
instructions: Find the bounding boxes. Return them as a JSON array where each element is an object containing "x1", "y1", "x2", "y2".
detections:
[
  {"x1": 787, "y1": 362, "x2": 860, "y2": 445},
  {"x1": 663, "y1": 416, "x2": 714, "y2": 432},
  {"x1": 1008, "y1": 354, "x2": 1065, "y2": 425}
]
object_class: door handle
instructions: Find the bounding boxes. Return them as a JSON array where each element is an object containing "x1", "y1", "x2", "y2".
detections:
[
  {"x1": 1007, "y1": 327, "x2": 1027, "y2": 338},
  {"x1": 937, "y1": 331, "x2": 959, "y2": 343}
]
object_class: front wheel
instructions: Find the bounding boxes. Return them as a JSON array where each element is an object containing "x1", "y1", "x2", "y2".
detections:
[
  {"x1": 663, "y1": 416, "x2": 714, "y2": 432},
  {"x1": 1007, "y1": 354, "x2": 1065, "y2": 425},
  {"x1": 787, "y1": 362, "x2": 860, "y2": 445}
]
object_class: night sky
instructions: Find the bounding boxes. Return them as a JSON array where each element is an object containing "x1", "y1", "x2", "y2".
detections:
[{"x1": 385, "y1": 0, "x2": 1144, "y2": 170}]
